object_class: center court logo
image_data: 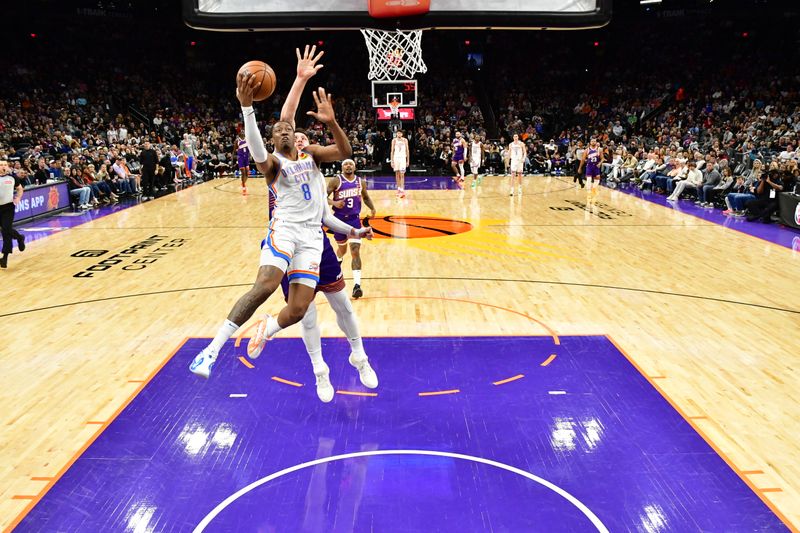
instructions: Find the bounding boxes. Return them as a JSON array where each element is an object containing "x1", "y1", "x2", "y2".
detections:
[{"x1": 362, "y1": 216, "x2": 472, "y2": 239}]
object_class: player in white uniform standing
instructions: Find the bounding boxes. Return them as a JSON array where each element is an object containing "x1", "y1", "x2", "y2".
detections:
[
  {"x1": 391, "y1": 130, "x2": 409, "y2": 199},
  {"x1": 468, "y1": 133, "x2": 484, "y2": 189},
  {"x1": 190, "y1": 67, "x2": 372, "y2": 378},
  {"x1": 508, "y1": 134, "x2": 526, "y2": 196}
]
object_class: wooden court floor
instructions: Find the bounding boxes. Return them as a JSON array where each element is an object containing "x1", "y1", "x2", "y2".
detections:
[{"x1": 1, "y1": 174, "x2": 799, "y2": 531}]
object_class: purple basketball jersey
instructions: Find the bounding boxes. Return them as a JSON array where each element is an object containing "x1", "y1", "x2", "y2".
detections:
[
  {"x1": 586, "y1": 148, "x2": 601, "y2": 176},
  {"x1": 332, "y1": 174, "x2": 362, "y2": 218},
  {"x1": 237, "y1": 138, "x2": 250, "y2": 168},
  {"x1": 453, "y1": 138, "x2": 465, "y2": 161}
]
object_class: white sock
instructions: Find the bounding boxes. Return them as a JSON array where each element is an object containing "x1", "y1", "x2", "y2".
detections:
[
  {"x1": 300, "y1": 302, "x2": 325, "y2": 372},
  {"x1": 459, "y1": 163, "x2": 465, "y2": 178},
  {"x1": 265, "y1": 314, "x2": 283, "y2": 338},
  {"x1": 325, "y1": 290, "x2": 366, "y2": 356},
  {"x1": 337, "y1": 255, "x2": 344, "y2": 264},
  {"x1": 209, "y1": 319, "x2": 239, "y2": 353},
  {"x1": 353, "y1": 269, "x2": 361, "y2": 285}
]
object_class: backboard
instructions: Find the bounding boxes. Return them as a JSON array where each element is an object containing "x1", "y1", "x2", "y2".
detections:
[
  {"x1": 372, "y1": 80, "x2": 418, "y2": 107},
  {"x1": 184, "y1": 0, "x2": 612, "y2": 32}
]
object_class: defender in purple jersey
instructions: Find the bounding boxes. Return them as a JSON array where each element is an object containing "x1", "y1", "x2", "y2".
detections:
[
  {"x1": 327, "y1": 159, "x2": 376, "y2": 299},
  {"x1": 235, "y1": 135, "x2": 251, "y2": 195},
  {"x1": 451, "y1": 131, "x2": 467, "y2": 188},
  {"x1": 578, "y1": 138, "x2": 604, "y2": 197},
  {"x1": 292, "y1": 125, "x2": 377, "y2": 400}
]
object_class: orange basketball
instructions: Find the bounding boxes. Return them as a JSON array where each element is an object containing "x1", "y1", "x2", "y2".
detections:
[{"x1": 237, "y1": 60, "x2": 276, "y2": 101}]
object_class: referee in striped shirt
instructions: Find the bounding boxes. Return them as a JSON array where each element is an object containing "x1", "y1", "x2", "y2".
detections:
[{"x1": 0, "y1": 160, "x2": 25, "y2": 268}]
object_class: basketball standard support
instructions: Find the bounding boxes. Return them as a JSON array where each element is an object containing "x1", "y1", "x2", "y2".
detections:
[{"x1": 368, "y1": 0, "x2": 431, "y2": 18}]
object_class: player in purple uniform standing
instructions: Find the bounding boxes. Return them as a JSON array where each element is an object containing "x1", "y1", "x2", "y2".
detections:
[
  {"x1": 236, "y1": 135, "x2": 251, "y2": 195},
  {"x1": 578, "y1": 138, "x2": 604, "y2": 197},
  {"x1": 327, "y1": 159, "x2": 376, "y2": 299},
  {"x1": 451, "y1": 131, "x2": 467, "y2": 188}
]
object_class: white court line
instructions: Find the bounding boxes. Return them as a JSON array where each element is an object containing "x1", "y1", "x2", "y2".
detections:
[
  {"x1": 548, "y1": 390, "x2": 567, "y2": 395},
  {"x1": 228, "y1": 394, "x2": 247, "y2": 398},
  {"x1": 193, "y1": 449, "x2": 609, "y2": 532}
]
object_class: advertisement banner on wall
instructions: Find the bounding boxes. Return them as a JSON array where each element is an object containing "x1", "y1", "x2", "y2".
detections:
[
  {"x1": 376, "y1": 107, "x2": 416, "y2": 121},
  {"x1": 14, "y1": 182, "x2": 70, "y2": 222}
]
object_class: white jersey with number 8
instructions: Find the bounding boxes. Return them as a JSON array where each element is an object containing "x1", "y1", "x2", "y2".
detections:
[{"x1": 271, "y1": 150, "x2": 325, "y2": 225}]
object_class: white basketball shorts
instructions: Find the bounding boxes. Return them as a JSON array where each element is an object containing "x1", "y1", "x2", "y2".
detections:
[
  {"x1": 470, "y1": 159, "x2": 481, "y2": 174},
  {"x1": 260, "y1": 219, "x2": 323, "y2": 288},
  {"x1": 393, "y1": 157, "x2": 407, "y2": 173}
]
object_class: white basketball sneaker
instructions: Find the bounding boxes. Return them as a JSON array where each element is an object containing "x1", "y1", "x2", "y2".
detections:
[
  {"x1": 189, "y1": 347, "x2": 218, "y2": 379},
  {"x1": 247, "y1": 314, "x2": 274, "y2": 359},
  {"x1": 314, "y1": 364, "x2": 335, "y2": 403},
  {"x1": 349, "y1": 353, "x2": 378, "y2": 389}
]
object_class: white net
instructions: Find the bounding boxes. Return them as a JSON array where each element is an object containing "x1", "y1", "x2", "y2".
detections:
[{"x1": 361, "y1": 28, "x2": 428, "y2": 81}]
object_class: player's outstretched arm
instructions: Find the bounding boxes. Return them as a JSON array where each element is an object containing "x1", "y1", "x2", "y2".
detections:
[
  {"x1": 280, "y1": 45, "x2": 324, "y2": 128},
  {"x1": 305, "y1": 88, "x2": 353, "y2": 163},
  {"x1": 237, "y1": 72, "x2": 277, "y2": 180},
  {"x1": 322, "y1": 209, "x2": 373, "y2": 240}
]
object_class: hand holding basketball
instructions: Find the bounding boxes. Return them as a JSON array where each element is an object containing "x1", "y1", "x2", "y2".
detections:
[
  {"x1": 236, "y1": 60, "x2": 276, "y2": 103},
  {"x1": 236, "y1": 72, "x2": 259, "y2": 107},
  {"x1": 307, "y1": 88, "x2": 336, "y2": 124},
  {"x1": 296, "y1": 45, "x2": 324, "y2": 81}
]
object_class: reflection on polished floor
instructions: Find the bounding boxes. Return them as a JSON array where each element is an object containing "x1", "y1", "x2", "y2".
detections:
[{"x1": 2, "y1": 175, "x2": 798, "y2": 532}]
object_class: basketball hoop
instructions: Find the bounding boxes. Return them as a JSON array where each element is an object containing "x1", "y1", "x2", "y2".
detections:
[
  {"x1": 389, "y1": 99, "x2": 400, "y2": 118},
  {"x1": 361, "y1": 28, "x2": 427, "y2": 80}
]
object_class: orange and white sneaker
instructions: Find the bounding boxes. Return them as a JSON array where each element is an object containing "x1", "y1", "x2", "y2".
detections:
[
  {"x1": 242, "y1": 186, "x2": 248, "y2": 195},
  {"x1": 247, "y1": 315, "x2": 274, "y2": 359},
  {"x1": 397, "y1": 188, "x2": 406, "y2": 199}
]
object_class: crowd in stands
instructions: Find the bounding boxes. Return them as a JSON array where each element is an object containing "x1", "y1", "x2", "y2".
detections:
[{"x1": 1, "y1": 13, "x2": 799, "y2": 225}]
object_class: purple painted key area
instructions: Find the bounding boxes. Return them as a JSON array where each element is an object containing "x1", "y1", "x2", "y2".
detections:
[{"x1": 15, "y1": 336, "x2": 787, "y2": 532}]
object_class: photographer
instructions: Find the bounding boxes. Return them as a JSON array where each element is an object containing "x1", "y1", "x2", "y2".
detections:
[{"x1": 745, "y1": 169, "x2": 796, "y2": 223}]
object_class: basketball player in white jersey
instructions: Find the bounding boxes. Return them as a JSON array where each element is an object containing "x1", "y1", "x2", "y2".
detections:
[
  {"x1": 190, "y1": 60, "x2": 372, "y2": 380},
  {"x1": 508, "y1": 134, "x2": 526, "y2": 196},
  {"x1": 391, "y1": 130, "x2": 409, "y2": 198},
  {"x1": 468, "y1": 133, "x2": 484, "y2": 188}
]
